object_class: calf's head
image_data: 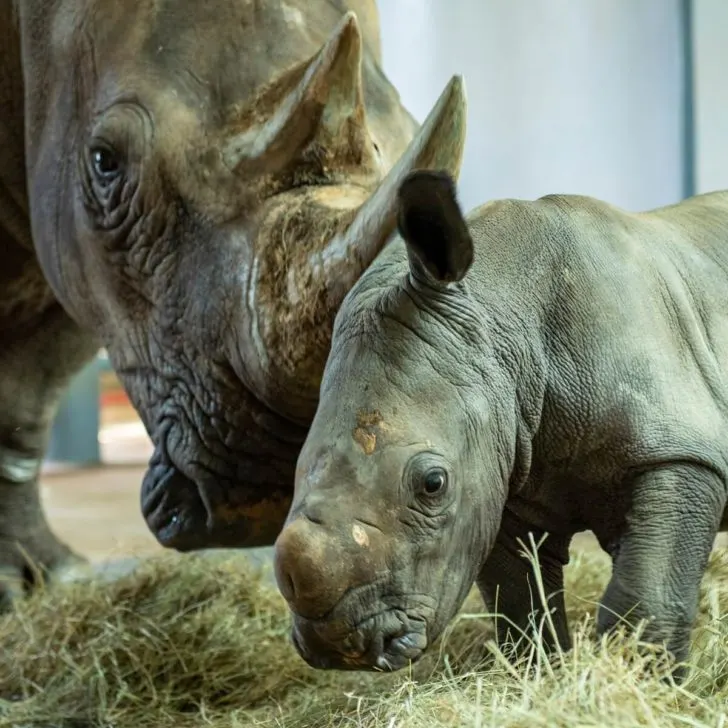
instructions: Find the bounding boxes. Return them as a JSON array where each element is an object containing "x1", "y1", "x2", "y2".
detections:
[
  {"x1": 18, "y1": 1, "x2": 466, "y2": 550},
  {"x1": 275, "y1": 171, "x2": 515, "y2": 671}
]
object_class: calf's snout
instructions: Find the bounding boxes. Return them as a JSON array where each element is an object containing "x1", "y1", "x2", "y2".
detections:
[{"x1": 274, "y1": 512, "x2": 386, "y2": 619}]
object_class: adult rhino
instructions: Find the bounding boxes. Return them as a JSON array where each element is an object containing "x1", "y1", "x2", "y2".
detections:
[
  {"x1": 274, "y1": 170, "x2": 728, "y2": 679},
  {"x1": 0, "y1": 0, "x2": 466, "y2": 600}
]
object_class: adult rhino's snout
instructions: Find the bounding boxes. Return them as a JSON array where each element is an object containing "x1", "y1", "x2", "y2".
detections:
[{"x1": 274, "y1": 512, "x2": 386, "y2": 620}]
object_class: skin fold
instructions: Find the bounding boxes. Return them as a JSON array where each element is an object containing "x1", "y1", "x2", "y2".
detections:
[
  {"x1": 274, "y1": 169, "x2": 728, "y2": 680},
  {"x1": 0, "y1": 0, "x2": 468, "y2": 604}
]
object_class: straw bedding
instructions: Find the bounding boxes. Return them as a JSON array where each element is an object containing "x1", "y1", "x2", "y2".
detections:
[{"x1": 1, "y1": 544, "x2": 726, "y2": 727}]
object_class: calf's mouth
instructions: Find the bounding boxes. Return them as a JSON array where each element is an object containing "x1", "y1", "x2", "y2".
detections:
[{"x1": 287, "y1": 581, "x2": 433, "y2": 672}]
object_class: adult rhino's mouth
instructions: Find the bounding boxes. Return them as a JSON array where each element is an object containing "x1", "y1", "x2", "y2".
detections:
[
  {"x1": 140, "y1": 427, "x2": 292, "y2": 551},
  {"x1": 141, "y1": 455, "x2": 211, "y2": 551}
]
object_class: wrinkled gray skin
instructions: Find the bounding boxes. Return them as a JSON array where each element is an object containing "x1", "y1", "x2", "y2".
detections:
[
  {"x1": 0, "y1": 0, "x2": 468, "y2": 603},
  {"x1": 275, "y1": 169, "x2": 728, "y2": 679}
]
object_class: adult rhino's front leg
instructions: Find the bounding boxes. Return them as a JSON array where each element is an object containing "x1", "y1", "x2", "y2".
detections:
[
  {"x1": 476, "y1": 509, "x2": 572, "y2": 657},
  {"x1": 0, "y1": 304, "x2": 99, "y2": 609},
  {"x1": 596, "y1": 462, "x2": 726, "y2": 680}
]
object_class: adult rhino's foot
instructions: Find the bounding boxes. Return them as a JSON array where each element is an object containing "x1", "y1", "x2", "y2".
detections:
[
  {"x1": 0, "y1": 470, "x2": 88, "y2": 610},
  {"x1": 0, "y1": 518, "x2": 86, "y2": 611}
]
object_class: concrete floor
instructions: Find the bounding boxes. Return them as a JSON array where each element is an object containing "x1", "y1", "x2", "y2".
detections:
[
  {"x1": 42, "y1": 463, "x2": 162, "y2": 562},
  {"x1": 41, "y1": 409, "x2": 159, "y2": 562}
]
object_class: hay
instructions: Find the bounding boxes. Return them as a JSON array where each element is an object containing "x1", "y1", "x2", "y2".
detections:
[{"x1": 0, "y1": 544, "x2": 726, "y2": 728}]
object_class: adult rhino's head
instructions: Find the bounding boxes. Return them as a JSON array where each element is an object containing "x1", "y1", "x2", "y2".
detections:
[
  {"x1": 18, "y1": 1, "x2": 466, "y2": 549},
  {"x1": 275, "y1": 171, "x2": 514, "y2": 671}
]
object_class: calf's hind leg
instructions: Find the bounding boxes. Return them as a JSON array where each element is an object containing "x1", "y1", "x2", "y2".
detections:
[
  {"x1": 0, "y1": 305, "x2": 99, "y2": 608},
  {"x1": 596, "y1": 462, "x2": 726, "y2": 679}
]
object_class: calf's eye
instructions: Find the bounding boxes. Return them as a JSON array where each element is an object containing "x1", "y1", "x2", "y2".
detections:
[
  {"x1": 405, "y1": 454, "x2": 451, "y2": 504},
  {"x1": 421, "y1": 467, "x2": 448, "y2": 496}
]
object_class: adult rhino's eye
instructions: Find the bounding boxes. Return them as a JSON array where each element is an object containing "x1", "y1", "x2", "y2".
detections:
[
  {"x1": 421, "y1": 467, "x2": 448, "y2": 496},
  {"x1": 90, "y1": 146, "x2": 121, "y2": 183}
]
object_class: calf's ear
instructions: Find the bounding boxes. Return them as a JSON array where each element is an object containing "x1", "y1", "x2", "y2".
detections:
[{"x1": 397, "y1": 170, "x2": 474, "y2": 283}]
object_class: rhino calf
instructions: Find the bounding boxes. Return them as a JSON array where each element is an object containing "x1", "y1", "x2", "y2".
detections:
[{"x1": 274, "y1": 170, "x2": 728, "y2": 678}]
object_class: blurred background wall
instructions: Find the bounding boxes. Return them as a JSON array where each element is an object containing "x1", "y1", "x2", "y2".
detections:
[
  {"x1": 379, "y1": 0, "x2": 689, "y2": 211},
  {"x1": 692, "y1": 0, "x2": 727, "y2": 194},
  {"x1": 46, "y1": 0, "x2": 727, "y2": 468}
]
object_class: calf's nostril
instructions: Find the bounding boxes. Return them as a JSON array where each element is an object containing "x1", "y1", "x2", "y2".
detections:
[
  {"x1": 273, "y1": 550, "x2": 299, "y2": 604},
  {"x1": 304, "y1": 512, "x2": 324, "y2": 526},
  {"x1": 274, "y1": 514, "x2": 385, "y2": 619},
  {"x1": 284, "y1": 571, "x2": 296, "y2": 600},
  {"x1": 273, "y1": 530, "x2": 300, "y2": 604},
  {"x1": 273, "y1": 517, "x2": 350, "y2": 616}
]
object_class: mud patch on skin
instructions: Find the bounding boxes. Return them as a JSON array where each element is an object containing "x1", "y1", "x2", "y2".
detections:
[
  {"x1": 352, "y1": 409, "x2": 384, "y2": 455},
  {"x1": 352, "y1": 428, "x2": 377, "y2": 454},
  {"x1": 255, "y1": 192, "x2": 364, "y2": 406},
  {"x1": 214, "y1": 495, "x2": 293, "y2": 542}
]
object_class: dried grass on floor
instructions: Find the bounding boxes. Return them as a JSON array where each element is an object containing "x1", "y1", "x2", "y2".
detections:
[{"x1": 0, "y1": 544, "x2": 726, "y2": 728}]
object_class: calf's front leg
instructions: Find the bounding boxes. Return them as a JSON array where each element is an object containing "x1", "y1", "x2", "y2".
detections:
[
  {"x1": 476, "y1": 509, "x2": 571, "y2": 657},
  {"x1": 597, "y1": 462, "x2": 725, "y2": 680}
]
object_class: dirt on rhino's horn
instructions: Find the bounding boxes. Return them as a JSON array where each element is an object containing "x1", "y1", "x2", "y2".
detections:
[
  {"x1": 308, "y1": 72, "x2": 467, "y2": 312},
  {"x1": 223, "y1": 7, "x2": 467, "y2": 316},
  {"x1": 270, "y1": 72, "x2": 467, "y2": 422},
  {"x1": 221, "y1": 11, "x2": 378, "y2": 178}
]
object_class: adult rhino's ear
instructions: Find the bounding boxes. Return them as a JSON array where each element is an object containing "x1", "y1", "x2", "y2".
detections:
[{"x1": 397, "y1": 170, "x2": 474, "y2": 283}]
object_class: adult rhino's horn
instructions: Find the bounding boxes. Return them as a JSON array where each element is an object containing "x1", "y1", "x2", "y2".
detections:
[
  {"x1": 310, "y1": 75, "x2": 467, "y2": 309},
  {"x1": 222, "y1": 11, "x2": 375, "y2": 174}
]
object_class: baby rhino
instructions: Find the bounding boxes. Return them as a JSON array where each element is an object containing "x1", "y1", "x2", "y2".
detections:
[{"x1": 274, "y1": 169, "x2": 728, "y2": 678}]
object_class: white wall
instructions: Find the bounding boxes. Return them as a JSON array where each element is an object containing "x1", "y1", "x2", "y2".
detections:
[
  {"x1": 379, "y1": 0, "x2": 687, "y2": 212},
  {"x1": 692, "y1": 0, "x2": 728, "y2": 193}
]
